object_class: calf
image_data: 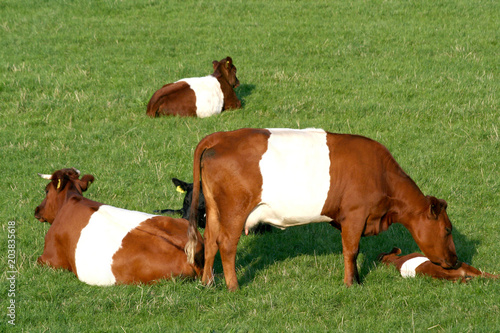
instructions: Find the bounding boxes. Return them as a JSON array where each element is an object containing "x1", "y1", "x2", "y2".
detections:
[
  {"x1": 146, "y1": 57, "x2": 241, "y2": 118},
  {"x1": 156, "y1": 178, "x2": 272, "y2": 233},
  {"x1": 34, "y1": 168, "x2": 204, "y2": 286},
  {"x1": 378, "y1": 248, "x2": 498, "y2": 282},
  {"x1": 184, "y1": 128, "x2": 459, "y2": 291}
]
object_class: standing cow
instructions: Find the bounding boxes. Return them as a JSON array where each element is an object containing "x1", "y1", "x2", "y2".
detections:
[
  {"x1": 34, "y1": 168, "x2": 204, "y2": 285},
  {"x1": 146, "y1": 57, "x2": 241, "y2": 118},
  {"x1": 184, "y1": 128, "x2": 459, "y2": 291}
]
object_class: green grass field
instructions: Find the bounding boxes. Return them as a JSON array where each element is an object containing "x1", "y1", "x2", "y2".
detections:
[{"x1": 1, "y1": 0, "x2": 499, "y2": 331}]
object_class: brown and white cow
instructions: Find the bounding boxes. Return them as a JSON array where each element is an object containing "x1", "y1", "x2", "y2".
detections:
[
  {"x1": 184, "y1": 128, "x2": 459, "y2": 291},
  {"x1": 378, "y1": 247, "x2": 498, "y2": 282},
  {"x1": 146, "y1": 57, "x2": 241, "y2": 118},
  {"x1": 34, "y1": 168, "x2": 204, "y2": 286}
]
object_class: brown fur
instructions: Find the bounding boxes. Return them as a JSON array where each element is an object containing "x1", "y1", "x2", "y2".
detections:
[
  {"x1": 146, "y1": 56, "x2": 241, "y2": 117},
  {"x1": 35, "y1": 168, "x2": 204, "y2": 284},
  {"x1": 378, "y1": 248, "x2": 499, "y2": 282},
  {"x1": 185, "y1": 129, "x2": 458, "y2": 291}
]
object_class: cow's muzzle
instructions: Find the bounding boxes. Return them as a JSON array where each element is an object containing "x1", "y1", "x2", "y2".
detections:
[{"x1": 34, "y1": 207, "x2": 46, "y2": 222}]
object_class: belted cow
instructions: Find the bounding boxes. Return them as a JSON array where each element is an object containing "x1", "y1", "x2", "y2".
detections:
[
  {"x1": 378, "y1": 247, "x2": 498, "y2": 282},
  {"x1": 34, "y1": 168, "x2": 204, "y2": 286},
  {"x1": 185, "y1": 128, "x2": 459, "y2": 291},
  {"x1": 146, "y1": 57, "x2": 241, "y2": 118}
]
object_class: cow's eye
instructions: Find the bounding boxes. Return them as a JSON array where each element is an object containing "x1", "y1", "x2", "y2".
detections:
[{"x1": 445, "y1": 227, "x2": 452, "y2": 236}]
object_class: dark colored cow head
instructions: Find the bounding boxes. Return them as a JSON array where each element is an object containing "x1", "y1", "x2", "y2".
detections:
[
  {"x1": 409, "y1": 196, "x2": 458, "y2": 269},
  {"x1": 212, "y1": 56, "x2": 240, "y2": 88},
  {"x1": 155, "y1": 178, "x2": 207, "y2": 228},
  {"x1": 172, "y1": 178, "x2": 207, "y2": 228},
  {"x1": 34, "y1": 168, "x2": 94, "y2": 224}
]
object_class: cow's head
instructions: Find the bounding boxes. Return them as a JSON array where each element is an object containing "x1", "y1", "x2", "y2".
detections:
[
  {"x1": 34, "y1": 168, "x2": 94, "y2": 224},
  {"x1": 171, "y1": 178, "x2": 207, "y2": 228},
  {"x1": 212, "y1": 56, "x2": 240, "y2": 88},
  {"x1": 409, "y1": 196, "x2": 458, "y2": 269}
]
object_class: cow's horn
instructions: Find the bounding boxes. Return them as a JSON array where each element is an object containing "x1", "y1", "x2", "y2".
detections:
[
  {"x1": 38, "y1": 173, "x2": 52, "y2": 180},
  {"x1": 71, "y1": 168, "x2": 81, "y2": 175}
]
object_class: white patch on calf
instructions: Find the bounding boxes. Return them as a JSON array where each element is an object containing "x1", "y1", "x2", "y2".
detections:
[
  {"x1": 180, "y1": 76, "x2": 224, "y2": 118},
  {"x1": 246, "y1": 128, "x2": 332, "y2": 231},
  {"x1": 74, "y1": 205, "x2": 157, "y2": 286},
  {"x1": 400, "y1": 256, "x2": 430, "y2": 278}
]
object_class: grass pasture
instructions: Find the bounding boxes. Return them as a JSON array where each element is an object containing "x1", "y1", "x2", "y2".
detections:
[{"x1": 1, "y1": 0, "x2": 499, "y2": 331}]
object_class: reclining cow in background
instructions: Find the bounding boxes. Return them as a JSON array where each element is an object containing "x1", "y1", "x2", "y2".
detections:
[
  {"x1": 184, "y1": 128, "x2": 459, "y2": 291},
  {"x1": 378, "y1": 247, "x2": 498, "y2": 282},
  {"x1": 34, "y1": 168, "x2": 204, "y2": 286},
  {"x1": 146, "y1": 57, "x2": 241, "y2": 118},
  {"x1": 156, "y1": 178, "x2": 272, "y2": 234}
]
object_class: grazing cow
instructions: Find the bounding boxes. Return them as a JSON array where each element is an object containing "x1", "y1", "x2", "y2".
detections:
[
  {"x1": 155, "y1": 178, "x2": 272, "y2": 233},
  {"x1": 378, "y1": 248, "x2": 498, "y2": 282},
  {"x1": 34, "y1": 168, "x2": 204, "y2": 286},
  {"x1": 146, "y1": 57, "x2": 241, "y2": 118},
  {"x1": 184, "y1": 128, "x2": 459, "y2": 291}
]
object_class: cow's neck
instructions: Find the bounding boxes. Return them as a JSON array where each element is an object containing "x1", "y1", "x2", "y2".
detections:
[
  {"x1": 388, "y1": 171, "x2": 428, "y2": 228},
  {"x1": 215, "y1": 76, "x2": 232, "y2": 94}
]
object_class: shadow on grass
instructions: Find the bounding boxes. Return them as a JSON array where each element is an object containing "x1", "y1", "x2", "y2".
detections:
[
  {"x1": 235, "y1": 83, "x2": 255, "y2": 108},
  {"x1": 231, "y1": 222, "x2": 479, "y2": 288}
]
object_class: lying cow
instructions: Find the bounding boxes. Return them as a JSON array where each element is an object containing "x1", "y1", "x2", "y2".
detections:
[
  {"x1": 156, "y1": 178, "x2": 272, "y2": 234},
  {"x1": 184, "y1": 128, "x2": 459, "y2": 291},
  {"x1": 146, "y1": 57, "x2": 241, "y2": 118},
  {"x1": 378, "y1": 247, "x2": 498, "y2": 282},
  {"x1": 34, "y1": 168, "x2": 204, "y2": 286}
]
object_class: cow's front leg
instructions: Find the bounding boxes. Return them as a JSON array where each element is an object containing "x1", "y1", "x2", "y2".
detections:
[
  {"x1": 340, "y1": 218, "x2": 364, "y2": 286},
  {"x1": 37, "y1": 251, "x2": 71, "y2": 271}
]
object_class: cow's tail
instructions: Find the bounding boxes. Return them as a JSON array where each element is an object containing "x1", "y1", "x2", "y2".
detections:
[{"x1": 185, "y1": 136, "x2": 211, "y2": 264}]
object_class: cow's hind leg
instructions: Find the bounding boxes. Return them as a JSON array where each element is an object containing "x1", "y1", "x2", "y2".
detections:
[
  {"x1": 201, "y1": 205, "x2": 219, "y2": 287},
  {"x1": 218, "y1": 227, "x2": 243, "y2": 291}
]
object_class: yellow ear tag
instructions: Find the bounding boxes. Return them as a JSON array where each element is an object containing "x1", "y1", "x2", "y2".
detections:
[
  {"x1": 226, "y1": 61, "x2": 229, "y2": 68},
  {"x1": 57, "y1": 179, "x2": 61, "y2": 190},
  {"x1": 176, "y1": 186, "x2": 187, "y2": 194}
]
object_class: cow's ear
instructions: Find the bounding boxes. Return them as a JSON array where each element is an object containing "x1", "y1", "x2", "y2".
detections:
[
  {"x1": 79, "y1": 174, "x2": 95, "y2": 192},
  {"x1": 427, "y1": 196, "x2": 447, "y2": 219},
  {"x1": 172, "y1": 178, "x2": 188, "y2": 192},
  {"x1": 48, "y1": 170, "x2": 65, "y2": 192},
  {"x1": 212, "y1": 61, "x2": 222, "y2": 78},
  {"x1": 54, "y1": 175, "x2": 69, "y2": 192}
]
